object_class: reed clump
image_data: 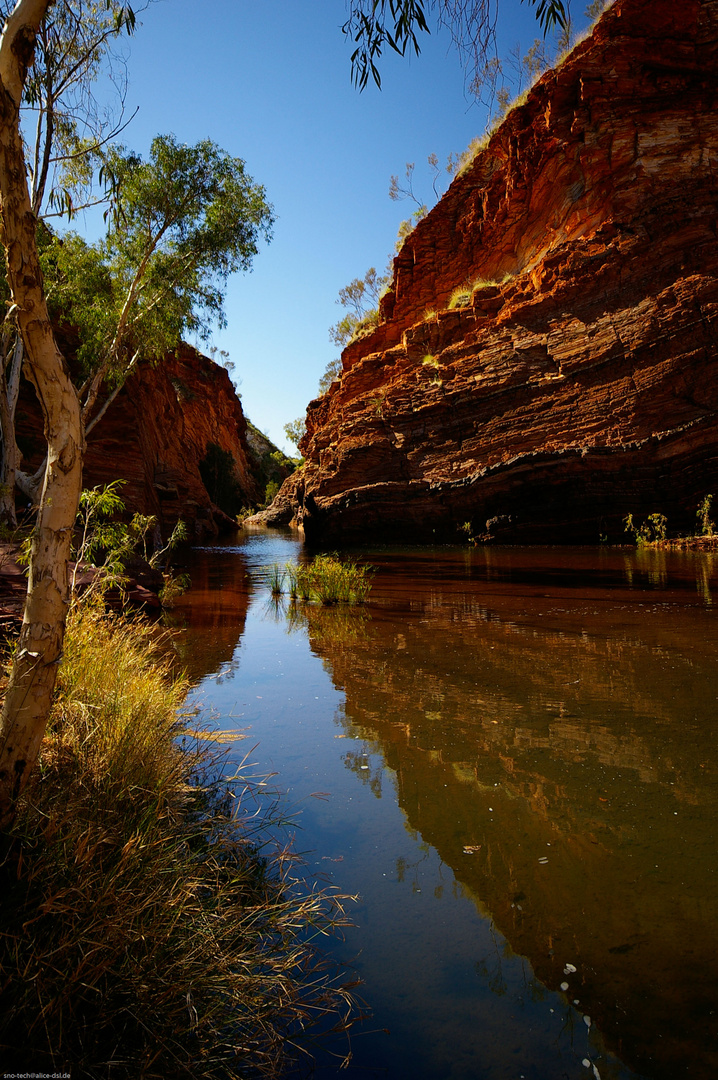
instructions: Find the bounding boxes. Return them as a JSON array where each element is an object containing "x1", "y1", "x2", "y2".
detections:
[
  {"x1": 279, "y1": 555, "x2": 372, "y2": 606},
  {"x1": 0, "y1": 603, "x2": 355, "y2": 1077}
]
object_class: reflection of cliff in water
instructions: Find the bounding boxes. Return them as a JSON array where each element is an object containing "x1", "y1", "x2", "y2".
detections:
[
  {"x1": 300, "y1": 569, "x2": 718, "y2": 1080},
  {"x1": 168, "y1": 548, "x2": 252, "y2": 683}
]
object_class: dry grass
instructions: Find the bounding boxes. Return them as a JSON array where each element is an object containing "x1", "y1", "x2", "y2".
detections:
[
  {"x1": 454, "y1": 133, "x2": 491, "y2": 177},
  {"x1": 347, "y1": 309, "x2": 380, "y2": 345},
  {"x1": 0, "y1": 604, "x2": 356, "y2": 1078},
  {"x1": 448, "y1": 285, "x2": 472, "y2": 309},
  {"x1": 446, "y1": 274, "x2": 512, "y2": 313}
]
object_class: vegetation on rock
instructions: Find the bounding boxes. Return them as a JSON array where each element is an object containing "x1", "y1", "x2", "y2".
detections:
[
  {"x1": 199, "y1": 441, "x2": 248, "y2": 519},
  {"x1": 625, "y1": 498, "x2": 718, "y2": 549},
  {"x1": 244, "y1": 421, "x2": 298, "y2": 509}
]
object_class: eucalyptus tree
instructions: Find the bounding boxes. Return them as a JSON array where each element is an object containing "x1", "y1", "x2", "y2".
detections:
[
  {"x1": 0, "y1": 0, "x2": 89, "y2": 828},
  {"x1": 0, "y1": 2, "x2": 273, "y2": 828},
  {"x1": 11, "y1": 0, "x2": 142, "y2": 218},
  {"x1": 343, "y1": 0, "x2": 568, "y2": 89},
  {"x1": 0, "y1": 0, "x2": 139, "y2": 527},
  {"x1": 13, "y1": 134, "x2": 273, "y2": 504},
  {"x1": 82, "y1": 136, "x2": 273, "y2": 431}
]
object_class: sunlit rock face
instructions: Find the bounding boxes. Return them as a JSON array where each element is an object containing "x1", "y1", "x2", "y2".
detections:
[
  {"x1": 282, "y1": 0, "x2": 718, "y2": 544},
  {"x1": 83, "y1": 346, "x2": 258, "y2": 537}
]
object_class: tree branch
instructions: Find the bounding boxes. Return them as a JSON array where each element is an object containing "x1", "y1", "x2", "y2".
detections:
[{"x1": 84, "y1": 346, "x2": 139, "y2": 436}]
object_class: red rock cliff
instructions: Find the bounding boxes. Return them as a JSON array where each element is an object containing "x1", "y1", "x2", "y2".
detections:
[
  {"x1": 18, "y1": 344, "x2": 257, "y2": 538},
  {"x1": 278, "y1": 0, "x2": 718, "y2": 544}
]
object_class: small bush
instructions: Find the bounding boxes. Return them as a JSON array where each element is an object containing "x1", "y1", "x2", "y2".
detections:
[
  {"x1": 158, "y1": 570, "x2": 191, "y2": 607},
  {"x1": 448, "y1": 285, "x2": 472, "y2": 309},
  {"x1": 236, "y1": 506, "x2": 256, "y2": 525},
  {"x1": 348, "y1": 308, "x2": 380, "y2": 344},
  {"x1": 624, "y1": 512, "x2": 668, "y2": 546},
  {"x1": 697, "y1": 494, "x2": 715, "y2": 537},
  {"x1": 264, "y1": 479, "x2": 280, "y2": 506}
]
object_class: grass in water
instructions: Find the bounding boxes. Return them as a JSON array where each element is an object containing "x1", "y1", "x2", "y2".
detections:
[
  {"x1": 271, "y1": 555, "x2": 373, "y2": 606},
  {"x1": 0, "y1": 603, "x2": 356, "y2": 1077},
  {"x1": 267, "y1": 562, "x2": 285, "y2": 595}
]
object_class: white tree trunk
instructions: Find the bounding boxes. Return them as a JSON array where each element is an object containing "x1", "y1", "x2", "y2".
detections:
[
  {"x1": 0, "y1": 0, "x2": 85, "y2": 829},
  {"x1": 0, "y1": 333, "x2": 23, "y2": 527}
]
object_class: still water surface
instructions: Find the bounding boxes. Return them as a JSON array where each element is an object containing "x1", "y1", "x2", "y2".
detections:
[{"x1": 171, "y1": 532, "x2": 718, "y2": 1080}]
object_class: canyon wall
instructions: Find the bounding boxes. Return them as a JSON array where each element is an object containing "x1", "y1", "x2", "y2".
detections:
[
  {"x1": 268, "y1": 0, "x2": 718, "y2": 544},
  {"x1": 17, "y1": 344, "x2": 257, "y2": 538}
]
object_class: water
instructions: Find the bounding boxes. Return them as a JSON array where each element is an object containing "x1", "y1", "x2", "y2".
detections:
[{"x1": 170, "y1": 532, "x2": 718, "y2": 1080}]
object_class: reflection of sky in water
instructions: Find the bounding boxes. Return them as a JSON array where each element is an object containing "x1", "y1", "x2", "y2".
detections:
[{"x1": 174, "y1": 536, "x2": 718, "y2": 1080}]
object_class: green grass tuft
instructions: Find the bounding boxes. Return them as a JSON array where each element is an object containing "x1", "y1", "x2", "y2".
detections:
[
  {"x1": 268, "y1": 555, "x2": 373, "y2": 606},
  {"x1": 267, "y1": 562, "x2": 285, "y2": 595},
  {"x1": 448, "y1": 285, "x2": 472, "y2": 309}
]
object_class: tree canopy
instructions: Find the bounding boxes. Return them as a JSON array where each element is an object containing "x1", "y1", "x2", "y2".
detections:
[
  {"x1": 0, "y1": 0, "x2": 141, "y2": 218},
  {"x1": 32, "y1": 134, "x2": 274, "y2": 463}
]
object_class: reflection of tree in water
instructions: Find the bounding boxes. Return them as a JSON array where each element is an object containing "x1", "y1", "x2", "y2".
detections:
[
  {"x1": 695, "y1": 554, "x2": 716, "y2": 605},
  {"x1": 210, "y1": 659, "x2": 240, "y2": 685},
  {"x1": 165, "y1": 550, "x2": 253, "y2": 683},
  {"x1": 262, "y1": 594, "x2": 387, "y2": 798},
  {"x1": 634, "y1": 547, "x2": 669, "y2": 589},
  {"x1": 395, "y1": 842, "x2": 430, "y2": 894},
  {"x1": 475, "y1": 940, "x2": 507, "y2": 998},
  {"x1": 343, "y1": 745, "x2": 382, "y2": 798},
  {"x1": 475, "y1": 928, "x2": 550, "y2": 1002}
]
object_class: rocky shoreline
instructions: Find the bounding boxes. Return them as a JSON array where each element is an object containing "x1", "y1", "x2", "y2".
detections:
[{"x1": 0, "y1": 544, "x2": 164, "y2": 633}]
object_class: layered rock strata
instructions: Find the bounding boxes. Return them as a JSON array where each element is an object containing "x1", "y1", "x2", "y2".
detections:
[{"x1": 267, "y1": 0, "x2": 718, "y2": 544}]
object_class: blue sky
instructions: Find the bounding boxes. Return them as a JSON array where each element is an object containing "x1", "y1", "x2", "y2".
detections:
[{"x1": 105, "y1": 1, "x2": 588, "y2": 454}]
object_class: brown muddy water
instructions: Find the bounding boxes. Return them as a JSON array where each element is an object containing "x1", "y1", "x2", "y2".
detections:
[{"x1": 170, "y1": 532, "x2": 718, "y2": 1080}]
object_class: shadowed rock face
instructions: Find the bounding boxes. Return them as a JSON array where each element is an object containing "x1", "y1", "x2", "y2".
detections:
[{"x1": 272, "y1": 0, "x2": 718, "y2": 544}]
